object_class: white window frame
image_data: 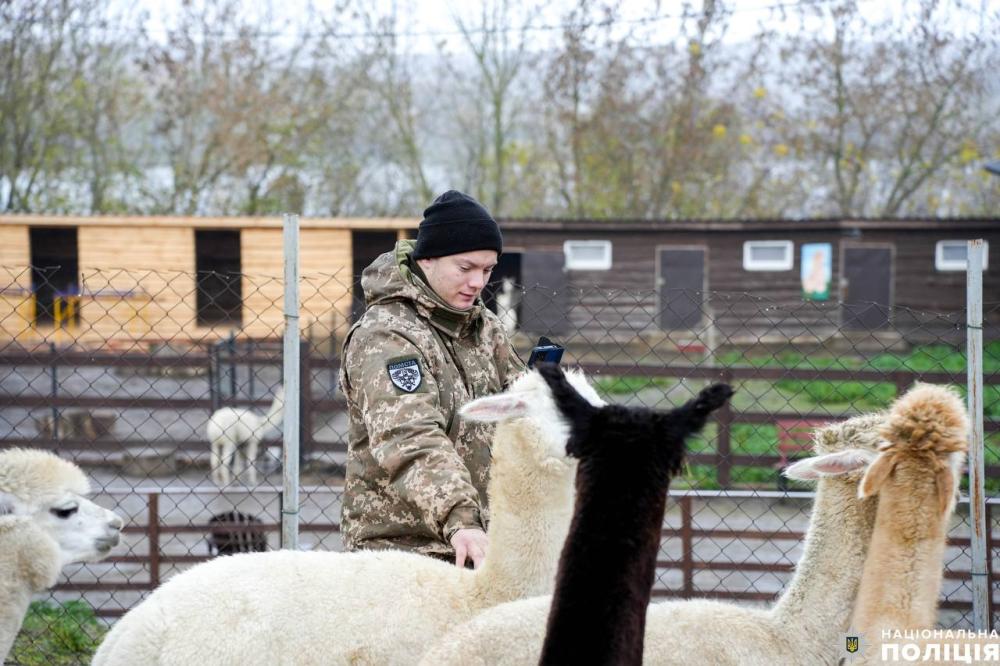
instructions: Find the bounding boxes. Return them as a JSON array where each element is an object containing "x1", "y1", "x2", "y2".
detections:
[
  {"x1": 743, "y1": 240, "x2": 794, "y2": 271},
  {"x1": 563, "y1": 240, "x2": 613, "y2": 271},
  {"x1": 935, "y1": 240, "x2": 989, "y2": 272}
]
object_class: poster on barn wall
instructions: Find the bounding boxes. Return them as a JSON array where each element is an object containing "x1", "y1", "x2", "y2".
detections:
[{"x1": 801, "y1": 243, "x2": 832, "y2": 301}]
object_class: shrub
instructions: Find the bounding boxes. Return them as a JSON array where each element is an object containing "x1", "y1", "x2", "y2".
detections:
[{"x1": 8, "y1": 600, "x2": 106, "y2": 666}]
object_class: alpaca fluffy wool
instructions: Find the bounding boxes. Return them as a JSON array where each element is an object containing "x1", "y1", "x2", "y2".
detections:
[
  {"x1": 93, "y1": 369, "x2": 600, "y2": 666},
  {"x1": 0, "y1": 516, "x2": 61, "y2": 659},
  {"x1": 420, "y1": 412, "x2": 889, "y2": 666},
  {"x1": 0, "y1": 448, "x2": 90, "y2": 509},
  {"x1": 535, "y1": 364, "x2": 732, "y2": 666},
  {"x1": 0, "y1": 449, "x2": 103, "y2": 662}
]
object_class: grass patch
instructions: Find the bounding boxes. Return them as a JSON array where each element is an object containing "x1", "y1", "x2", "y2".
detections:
[
  {"x1": 592, "y1": 343, "x2": 1000, "y2": 490},
  {"x1": 773, "y1": 379, "x2": 897, "y2": 409},
  {"x1": 869, "y1": 344, "x2": 967, "y2": 373},
  {"x1": 731, "y1": 465, "x2": 781, "y2": 487},
  {"x1": 731, "y1": 423, "x2": 778, "y2": 456},
  {"x1": 674, "y1": 464, "x2": 721, "y2": 490},
  {"x1": 8, "y1": 600, "x2": 106, "y2": 666},
  {"x1": 716, "y1": 349, "x2": 863, "y2": 371},
  {"x1": 592, "y1": 375, "x2": 674, "y2": 396},
  {"x1": 718, "y1": 341, "x2": 1000, "y2": 375}
]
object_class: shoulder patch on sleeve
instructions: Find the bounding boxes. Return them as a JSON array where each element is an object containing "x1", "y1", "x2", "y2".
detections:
[{"x1": 386, "y1": 356, "x2": 424, "y2": 393}]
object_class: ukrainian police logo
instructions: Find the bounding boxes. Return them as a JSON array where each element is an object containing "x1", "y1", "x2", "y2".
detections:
[
  {"x1": 387, "y1": 358, "x2": 422, "y2": 393},
  {"x1": 841, "y1": 629, "x2": 865, "y2": 661}
]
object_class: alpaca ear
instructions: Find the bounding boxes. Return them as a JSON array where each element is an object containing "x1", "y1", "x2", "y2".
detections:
[
  {"x1": 0, "y1": 491, "x2": 25, "y2": 516},
  {"x1": 858, "y1": 453, "x2": 896, "y2": 499},
  {"x1": 693, "y1": 383, "x2": 735, "y2": 413},
  {"x1": 460, "y1": 394, "x2": 530, "y2": 422},
  {"x1": 783, "y1": 448, "x2": 877, "y2": 480},
  {"x1": 536, "y1": 363, "x2": 597, "y2": 422},
  {"x1": 934, "y1": 466, "x2": 957, "y2": 517}
]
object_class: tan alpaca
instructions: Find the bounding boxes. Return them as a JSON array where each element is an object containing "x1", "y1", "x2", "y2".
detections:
[{"x1": 848, "y1": 384, "x2": 995, "y2": 665}]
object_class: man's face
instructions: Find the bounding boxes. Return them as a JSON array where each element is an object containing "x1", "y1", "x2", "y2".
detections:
[{"x1": 417, "y1": 250, "x2": 498, "y2": 310}]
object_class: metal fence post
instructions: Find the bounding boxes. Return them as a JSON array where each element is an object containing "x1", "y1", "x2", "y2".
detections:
[
  {"x1": 680, "y1": 495, "x2": 694, "y2": 598},
  {"x1": 966, "y1": 239, "x2": 989, "y2": 631},
  {"x1": 148, "y1": 492, "x2": 160, "y2": 589},
  {"x1": 300, "y1": 338, "x2": 311, "y2": 467},
  {"x1": 281, "y1": 214, "x2": 301, "y2": 550}
]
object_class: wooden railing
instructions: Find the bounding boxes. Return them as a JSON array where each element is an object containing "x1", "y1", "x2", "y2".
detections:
[{"x1": 2, "y1": 350, "x2": 998, "y2": 487}]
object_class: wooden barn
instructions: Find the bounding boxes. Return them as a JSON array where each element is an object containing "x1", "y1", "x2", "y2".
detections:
[
  {"x1": 0, "y1": 214, "x2": 995, "y2": 350},
  {"x1": 0, "y1": 215, "x2": 417, "y2": 349},
  {"x1": 497, "y1": 217, "x2": 1000, "y2": 347}
]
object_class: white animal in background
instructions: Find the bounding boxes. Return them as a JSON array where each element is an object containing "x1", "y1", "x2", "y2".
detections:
[
  {"x1": 207, "y1": 386, "x2": 284, "y2": 486},
  {"x1": 495, "y1": 277, "x2": 519, "y2": 335},
  {"x1": 0, "y1": 448, "x2": 124, "y2": 661},
  {"x1": 91, "y1": 368, "x2": 600, "y2": 666}
]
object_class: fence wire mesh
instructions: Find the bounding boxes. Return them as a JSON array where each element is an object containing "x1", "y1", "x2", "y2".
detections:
[{"x1": 1, "y1": 265, "x2": 998, "y2": 664}]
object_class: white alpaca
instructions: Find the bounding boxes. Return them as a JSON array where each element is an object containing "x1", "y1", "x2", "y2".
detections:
[
  {"x1": 207, "y1": 386, "x2": 284, "y2": 486},
  {"x1": 0, "y1": 448, "x2": 124, "y2": 661},
  {"x1": 847, "y1": 384, "x2": 976, "y2": 664},
  {"x1": 92, "y1": 369, "x2": 604, "y2": 666},
  {"x1": 420, "y1": 412, "x2": 892, "y2": 666},
  {"x1": 495, "y1": 277, "x2": 519, "y2": 336}
]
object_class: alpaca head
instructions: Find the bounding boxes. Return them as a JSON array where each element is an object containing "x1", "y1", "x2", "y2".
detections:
[
  {"x1": 460, "y1": 367, "x2": 606, "y2": 466},
  {"x1": 860, "y1": 383, "x2": 968, "y2": 517},
  {"x1": 534, "y1": 363, "x2": 734, "y2": 472},
  {"x1": 783, "y1": 413, "x2": 887, "y2": 484},
  {"x1": 0, "y1": 449, "x2": 124, "y2": 566}
]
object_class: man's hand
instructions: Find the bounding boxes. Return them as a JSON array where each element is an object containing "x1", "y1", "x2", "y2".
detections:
[{"x1": 450, "y1": 528, "x2": 488, "y2": 569}]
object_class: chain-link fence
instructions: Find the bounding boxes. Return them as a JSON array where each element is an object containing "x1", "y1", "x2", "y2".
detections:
[{"x1": 2, "y1": 264, "x2": 998, "y2": 664}]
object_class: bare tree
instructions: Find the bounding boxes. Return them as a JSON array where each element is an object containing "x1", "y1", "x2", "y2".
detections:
[
  {"x1": 65, "y1": 2, "x2": 148, "y2": 213},
  {"x1": 538, "y1": 0, "x2": 761, "y2": 218},
  {"x1": 346, "y1": 0, "x2": 434, "y2": 212},
  {"x1": 444, "y1": 0, "x2": 538, "y2": 215},
  {"x1": 781, "y1": 0, "x2": 998, "y2": 217},
  {"x1": 0, "y1": 0, "x2": 78, "y2": 212},
  {"x1": 141, "y1": 0, "x2": 338, "y2": 215},
  {"x1": 541, "y1": 0, "x2": 609, "y2": 217}
]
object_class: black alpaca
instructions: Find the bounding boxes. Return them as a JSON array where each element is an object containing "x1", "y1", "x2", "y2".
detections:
[{"x1": 536, "y1": 363, "x2": 734, "y2": 666}]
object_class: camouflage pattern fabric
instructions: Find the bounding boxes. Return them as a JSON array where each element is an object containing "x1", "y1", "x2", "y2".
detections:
[{"x1": 340, "y1": 240, "x2": 525, "y2": 558}]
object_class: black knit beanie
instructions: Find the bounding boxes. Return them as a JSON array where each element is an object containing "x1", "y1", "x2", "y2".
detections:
[{"x1": 411, "y1": 190, "x2": 503, "y2": 260}]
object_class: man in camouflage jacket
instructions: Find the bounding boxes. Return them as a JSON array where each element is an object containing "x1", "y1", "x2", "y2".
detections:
[{"x1": 340, "y1": 191, "x2": 524, "y2": 567}]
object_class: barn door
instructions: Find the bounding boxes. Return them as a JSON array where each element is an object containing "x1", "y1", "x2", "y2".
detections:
[
  {"x1": 351, "y1": 231, "x2": 398, "y2": 323},
  {"x1": 841, "y1": 246, "x2": 892, "y2": 330},
  {"x1": 657, "y1": 247, "x2": 705, "y2": 330},
  {"x1": 519, "y1": 251, "x2": 569, "y2": 335}
]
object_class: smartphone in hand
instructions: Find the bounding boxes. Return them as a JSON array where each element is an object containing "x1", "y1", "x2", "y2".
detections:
[{"x1": 527, "y1": 336, "x2": 565, "y2": 368}]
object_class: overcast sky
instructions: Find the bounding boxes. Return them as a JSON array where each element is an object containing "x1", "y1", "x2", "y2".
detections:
[{"x1": 125, "y1": 0, "x2": 992, "y2": 54}]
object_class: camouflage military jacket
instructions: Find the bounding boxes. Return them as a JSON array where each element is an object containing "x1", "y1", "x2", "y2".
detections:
[{"x1": 339, "y1": 240, "x2": 525, "y2": 558}]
